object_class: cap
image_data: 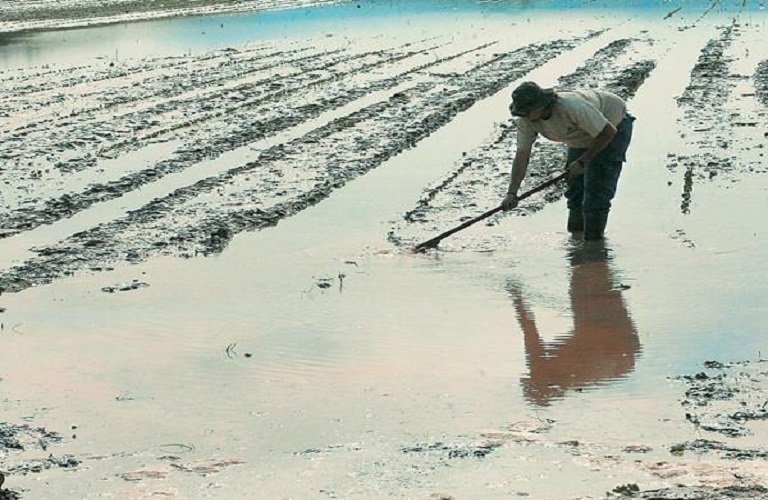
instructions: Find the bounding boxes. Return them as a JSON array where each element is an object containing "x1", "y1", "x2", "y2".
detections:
[{"x1": 509, "y1": 81, "x2": 555, "y2": 117}]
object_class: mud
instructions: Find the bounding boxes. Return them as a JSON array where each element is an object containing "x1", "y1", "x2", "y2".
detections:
[
  {"x1": 672, "y1": 360, "x2": 768, "y2": 438},
  {"x1": 1, "y1": 40, "x2": 448, "y2": 236},
  {"x1": 4, "y1": 14, "x2": 762, "y2": 286},
  {"x1": 624, "y1": 485, "x2": 768, "y2": 499},
  {"x1": 607, "y1": 360, "x2": 768, "y2": 498},
  {"x1": 756, "y1": 60, "x2": 768, "y2": 106},
  {"x1": 0, "y1": 0, "x2": 340, "y2": 33},
  {"x1": 0, "y1": 423, "x2": 77, "y2": 499},
  {"x1": 668, "y1": 22, "x2": 768, "y2": 215},
  {"x1": 400, "y1": 440, "x2": 503, "y2": 459}
]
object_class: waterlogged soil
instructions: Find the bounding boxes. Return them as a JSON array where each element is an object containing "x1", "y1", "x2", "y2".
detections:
[
  {"x1": 0, "y1": 0, "x2": 341, "y2": 33},
  {"x1": 2, "y1": 3, "x2": 768, "y2": 499},
  {"x1": 0, "y1": 31, "x2": 603, "y2": 292},
  {"x1": 0, "y1": 423, "x2": 77, "y2": 500}
]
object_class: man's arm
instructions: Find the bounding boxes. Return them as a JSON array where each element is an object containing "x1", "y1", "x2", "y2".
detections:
[
  {"x1": 579, "y1": 122, "x2": 616, "y2": 164},
  {"x1": 502, "y1": 147, "x2": 532, "y2": 210},
  {"x1": 570, "y1": 122, "x2": 616, "y2": 176}
]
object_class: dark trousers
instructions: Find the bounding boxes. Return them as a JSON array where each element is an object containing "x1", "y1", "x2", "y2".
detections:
[{"x1": 565, "y1": 113, "x2": 634, "y2": 237}]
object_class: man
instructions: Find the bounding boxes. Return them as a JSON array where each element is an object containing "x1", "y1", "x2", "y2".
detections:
[{"x1": 502, "y1": 81, "x2": 635, "y2": 240}]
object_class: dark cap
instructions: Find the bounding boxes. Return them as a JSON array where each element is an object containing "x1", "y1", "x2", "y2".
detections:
[{"x1": 509, "y1": 81, "x2": 555, "y2": 117}]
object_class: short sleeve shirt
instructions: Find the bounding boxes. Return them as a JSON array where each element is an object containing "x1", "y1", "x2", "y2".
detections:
[{"x1": 516, "y1": 90, "x2": 626, "y2": 150}]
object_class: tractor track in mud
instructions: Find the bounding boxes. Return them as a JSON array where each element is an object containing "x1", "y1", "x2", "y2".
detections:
[{"x1": 0, "y1": 31, "x2": 603, "y2": 293}]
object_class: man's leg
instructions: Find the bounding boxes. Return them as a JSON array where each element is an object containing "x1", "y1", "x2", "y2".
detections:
[
  {"x1": 582, "y1": 159, "x2": 623, "y2": 240},
  {"x1": 579, "y1": 114, "x2": 634, "y2": 240},
  {"x1": 565, "y1": 148, "x2": 585, "y2": 233},
  {"x1": 567, "y1": 208, "x2": 585, "y2": 233}
]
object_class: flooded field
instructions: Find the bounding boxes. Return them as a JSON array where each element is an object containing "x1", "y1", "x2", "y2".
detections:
[{"x1": 2, "y1": 1, "x2": 768, "y2": 498}]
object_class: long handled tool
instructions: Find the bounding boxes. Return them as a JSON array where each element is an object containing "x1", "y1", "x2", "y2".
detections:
[{"x1": 413, "y1": 171, "x2": 568, "y2": 252}]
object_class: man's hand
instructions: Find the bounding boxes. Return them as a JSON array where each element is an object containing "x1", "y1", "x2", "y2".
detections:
[
  {"x1": 501, "y1": 192, "x2": 519, "y2": 211},
  {"x1": 568, "y1": 159, "x2": 586, "y2": 178}
]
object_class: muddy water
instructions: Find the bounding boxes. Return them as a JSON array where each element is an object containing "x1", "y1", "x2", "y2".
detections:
[
  {"x1": 0, "y1": 0, "x2": 608, "y2": 69},
  {"x1": 2, "y1": 3, "x2": 768, "y2": 499}
]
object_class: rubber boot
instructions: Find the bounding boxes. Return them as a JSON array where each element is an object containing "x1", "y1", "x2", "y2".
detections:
[
  {"x1": 583, "y1": 211, "x2": 608, "y2": 241},
  {"x1": 567, "y1": 209, "x2": 584, "y2": 233}
]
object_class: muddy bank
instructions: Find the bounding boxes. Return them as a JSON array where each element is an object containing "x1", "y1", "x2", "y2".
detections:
[{"x1": 0, "y1": 0, "x2": 340, "y2": 34}]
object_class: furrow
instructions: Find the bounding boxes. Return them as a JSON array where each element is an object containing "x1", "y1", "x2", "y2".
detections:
[
  {"x1": 666, "y1": 22, "x2": 768, "y2": 215},
  {"x1": 0, "y1": 32, "x2": 600, "y2": 292},
  {"x1": 0, "y1": 38, "x2": 492, "y2": 237}
]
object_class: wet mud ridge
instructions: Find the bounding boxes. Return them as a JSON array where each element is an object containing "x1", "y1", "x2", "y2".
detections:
[
  {"x1": 667, "y1": 21, "x2": 768, "y2": 216},
  {"x1": 0, "y1": 30, "x2": 603, "y2": 293},
  {"x1": 389, "y1": 34, "x2": 659, "y2": 251}
]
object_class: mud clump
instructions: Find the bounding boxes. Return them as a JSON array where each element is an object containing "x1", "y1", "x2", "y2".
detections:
[
  {"x1": 0, "y1": 422, "x2": 61, "y2": 452},
  {"x1": 100, "y1": 279, "x2": 150, "y2": 293},
  {"x1": 672, "y1": 359, "x2": 768, "y2": 438},
  {"x1": 1, "y1": 422, "x2": 80, "y2": 498},
  {"x1": 401, "y1": 440, "x2": 502, "y2": 459},
  {"x1": 756, "y1": 60, "x2": 768, "y2": 107},
  {"x1": 618, "y1": 485, "x2": 768, "y2": 499}
]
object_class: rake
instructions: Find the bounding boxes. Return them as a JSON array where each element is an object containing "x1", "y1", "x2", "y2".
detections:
[{"x1": 413, "y1": 171, "x2": 568, "y2": 252}]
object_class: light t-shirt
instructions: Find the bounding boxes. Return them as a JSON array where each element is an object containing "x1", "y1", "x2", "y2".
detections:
[{"x1": 516, "y1": 90, "x2": 626, "y2": 150}]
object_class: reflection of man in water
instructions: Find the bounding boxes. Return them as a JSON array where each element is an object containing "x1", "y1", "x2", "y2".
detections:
[{"x1": 510, "y1": 244, "x2": 640, "y2": 407}]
